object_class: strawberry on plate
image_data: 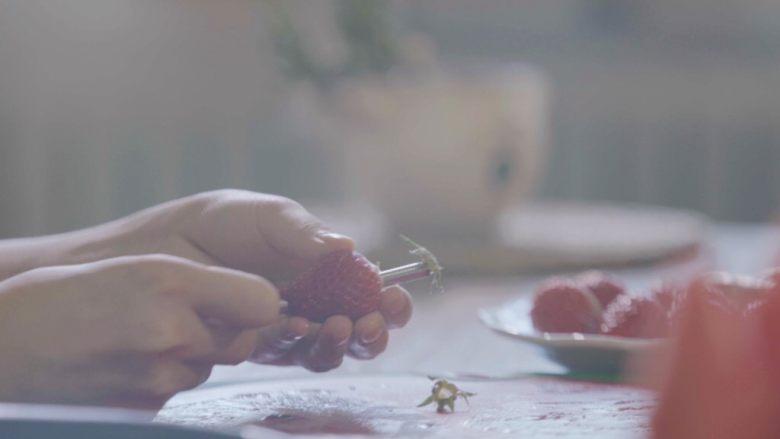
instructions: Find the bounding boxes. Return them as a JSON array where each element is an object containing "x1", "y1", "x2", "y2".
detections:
[
  {"x1": 281, "y1": 250, "x2": 383, "y2": 323},
  {"x1": 602, "y1": 296, "x2": 670, "y2": 338},
  {"x1": 530, "y1": 278, "x2": 603, "y2": 334},
  {"x1": 651, "y1": 283, "x2": 679, "y2": 312},
  {"x1": 576, "y1": 270, "x2": 626, "y2": 308}
]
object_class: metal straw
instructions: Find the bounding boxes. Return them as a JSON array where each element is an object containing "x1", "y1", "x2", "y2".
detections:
[{"x1": 380, "y1": 261, "x2": 432, "y2": 286}]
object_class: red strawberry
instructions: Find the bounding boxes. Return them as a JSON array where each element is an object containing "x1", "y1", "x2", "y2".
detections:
[
  {"x1": 702, "y1": 272, "x2": 771, "y2": 312},
  {"x1": 650, "y1": 282, "x2": 691, "y2": 326},
  {"x1": 530, "y1": 278, "x2": 603, "y2": 334},
  {"x1": 281, "y1": 250, "x2": 382, "y2": 322},
  {"x1": 743, "y1": 300, "x2": 766, "y2": 318},
  {"x1": 576, "y1": 270, "x2": 625, "y2": 308},
  {"x1": 651, "y1": 282, "x2": 683, "y2": 315},
  {"x1": 602, "y1": 296, "x2": 669, "y2": 338}
]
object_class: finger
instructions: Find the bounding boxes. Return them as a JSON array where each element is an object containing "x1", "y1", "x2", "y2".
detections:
[
  {"x1": 259, "y1": 197, "x2": 355, "y2": 261},
  {"x1": 174, "y1": 262, "x2": 280, "y2": 328},
  {"x1": 184, "y1": 318, "x2": 259, "y2": 363},
  {"x1": 121, "y1": 359, "x2": 209, "y2": 405},
  {"x1": 348, "y1": 312, "x2": 390, "y2": 360},
  {"x1": 250, "y1": 316, "x2": 311, "y2": 363},
  {"x1": 165, "y1": 312, "x2": 221, "y2": 358},
  {"x1": 210, "y1": 329, "x2": 259, "y2": 365},
  {"x1": 379, "y1": 286, "x2": 413, "y2": 329},
  {"x1": 181, "y1": 361, "x2": 214, "y2": 388},
  {"x1": 154, "y1": 361, "x2": 210, "y2": 394},
  {"x1": 176, "y1": 318, "x2": 260, "y2": 366},
  {"x1": 299, "y1": 315, "x2": 352, "y2": 372},
  {"x1": 96, "y1": 355, "x2": 212, "y2": 410},
  {"x1": 349, "y1": 330, "x2": 389, "y2": 361}
]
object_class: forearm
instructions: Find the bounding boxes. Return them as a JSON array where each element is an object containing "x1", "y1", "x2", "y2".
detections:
[
  {"x1": 0, "y1": 197, "x2": 203, "y2": 282},
  {"x1": 0, "y1": 227, "x2": 115, "y2": 281}
]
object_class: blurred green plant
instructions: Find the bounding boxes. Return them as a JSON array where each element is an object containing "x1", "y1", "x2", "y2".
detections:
[{"x1": 267, "y1": 0, "x2": 398, "y2": 88}]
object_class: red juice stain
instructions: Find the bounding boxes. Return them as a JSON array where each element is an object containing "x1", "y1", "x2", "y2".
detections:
[{"x1": 255, "y1": 410, "x2": 377, "y2": 436}]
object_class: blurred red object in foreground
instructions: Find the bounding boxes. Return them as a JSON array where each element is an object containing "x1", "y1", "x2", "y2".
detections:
[{"x1": 651, "y1": 279, "x2": 780, "y2": 439}]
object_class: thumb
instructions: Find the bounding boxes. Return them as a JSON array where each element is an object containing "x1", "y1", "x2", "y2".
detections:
[{"x1": 261, "y1": 198, "x2": 355, "y2": 261}]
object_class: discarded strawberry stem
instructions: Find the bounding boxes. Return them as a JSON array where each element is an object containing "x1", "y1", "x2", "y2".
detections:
[
  {"x1": 398, "y1": 235, "x2": 444, "y2": 292},
  {"x1": 418, "y1": 377, "x2": 476, "y2": 414}
]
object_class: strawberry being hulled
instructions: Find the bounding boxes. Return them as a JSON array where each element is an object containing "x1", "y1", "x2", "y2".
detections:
[
  {"x1": 281, "y1": 250, "x2": 383, "y2": 322},
  {"x1": 281, "y1": 239, "x2": 441, "y2": 323}
]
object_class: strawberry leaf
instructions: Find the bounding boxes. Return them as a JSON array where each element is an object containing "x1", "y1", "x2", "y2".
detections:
[
  {"x1": 417, "y1": 395, "x2": 434, "y2": 407},
  {"x1": 400, "y1": 235, "x2": 443, "y2": 292}
]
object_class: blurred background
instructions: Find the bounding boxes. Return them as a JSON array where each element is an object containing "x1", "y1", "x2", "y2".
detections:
[{"x1": 2, "y1": 0, "x2": 780, "y2": 243}]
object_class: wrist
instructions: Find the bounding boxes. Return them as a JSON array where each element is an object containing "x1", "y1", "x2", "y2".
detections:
[
  {"x1": 0, "y1": 225, "x2": 118, "y2": 281},
  {"x1": 0, "y1": 237, "x2": 52, "y2": 281}
]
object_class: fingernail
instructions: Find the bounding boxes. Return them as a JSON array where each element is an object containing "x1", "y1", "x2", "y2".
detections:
[
  {"x1": 311, "y1": 340, "x2": 343, "y2": 360},
  {"x1": 282, "y1": 319, "x2": 309, "y2": 340},
  {"x1": 284, "y1": 333, "x2": 305, "y2": 342},
  {"x1": 360, "y1": 329, "x2": 383, "y2": 344},
  {"x1": 317, "y1": 231, "x2": 353, "y2": 243}
]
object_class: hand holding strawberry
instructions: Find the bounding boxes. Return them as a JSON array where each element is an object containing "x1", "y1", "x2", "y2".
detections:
[
  {"x1": 5, "y1": 189, "x2": 414, "y2": 373},
  {"x1": 250, "y1": 280, "x2": 412, "y2": 372},
  {"x1": 238, "y1": 219, "x2": 413, "y2": 372},
  {"x1": 170, "y1": 191, "x2": 413, "y2": 371},
  {"x1": 256, "y1": 244, "x2": 430, "y2": 371}
]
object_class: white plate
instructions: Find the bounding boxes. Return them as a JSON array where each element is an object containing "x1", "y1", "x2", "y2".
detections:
[
  {"x1": 321, "y1": 202, "x2": 708, "y2": 273},
  {"x1": 478, "y1": 297, "x2": 664, "y2": 375}
]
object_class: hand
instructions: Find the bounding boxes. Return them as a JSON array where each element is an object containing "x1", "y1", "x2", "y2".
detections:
[
  {"x1": 65, "y1": 190, "x2": 356, "y2": 283},
  {"x1": 31, "y1": 190, "x2": 415, "y2": 372},
  {"x1": 250, "y1": 285, "x2": 413, "y2": 372},
  {"x1": 0, "y1": 254, "x2": 279, "y2": 409}
]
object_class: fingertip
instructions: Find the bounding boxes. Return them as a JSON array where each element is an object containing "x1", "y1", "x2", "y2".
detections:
[
  {"x1": 224, "y1": 330, "x2": 261, "y2": 365},
  {"x1": 354, "y1": 312, "x2": 386, "y2": 344},
  {"x1": 316, "y1": 231, "x2": 356, "y2": 252},
  {"x1": 185, "y1": 265, "x2": 281, "y2": 329},
  {"x1": 303, "y1": 316, "x2": 352, "y2": 372},
  {"x1": 380, "y1": 286, "x2": 413, "y2": 329},
  {"x1": 252, "y1": 276, "x2": 282, "y2": 327},
  {"x1": 321, "y1": 315, "x2": 353, "y2": 344},
  {"x1": 349, "y1": 324, "x2": 389, "y2": 360},
  {"x1": 263, "y1": 199, "x2": 354, "y2": 261},
  {"x1": 285, "y1": 317, "x2": 311, "y2": 339},
  {"x1": 369, "y1": 329, "x2": 389, "y2": 357}
]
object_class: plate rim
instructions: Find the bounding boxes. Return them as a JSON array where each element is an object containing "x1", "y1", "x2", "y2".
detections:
[{"x1": 478, "y1": 304, "x2": 664, "y2": 351}]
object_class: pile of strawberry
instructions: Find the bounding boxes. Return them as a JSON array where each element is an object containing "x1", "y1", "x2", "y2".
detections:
[{"x1": 530, "y1": 270, "x2": 773, "y2": 338}]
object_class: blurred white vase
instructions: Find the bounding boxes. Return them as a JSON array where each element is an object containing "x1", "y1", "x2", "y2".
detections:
[{"x1": 291, "y1": 64, "x2": 549, "y2": 239}]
